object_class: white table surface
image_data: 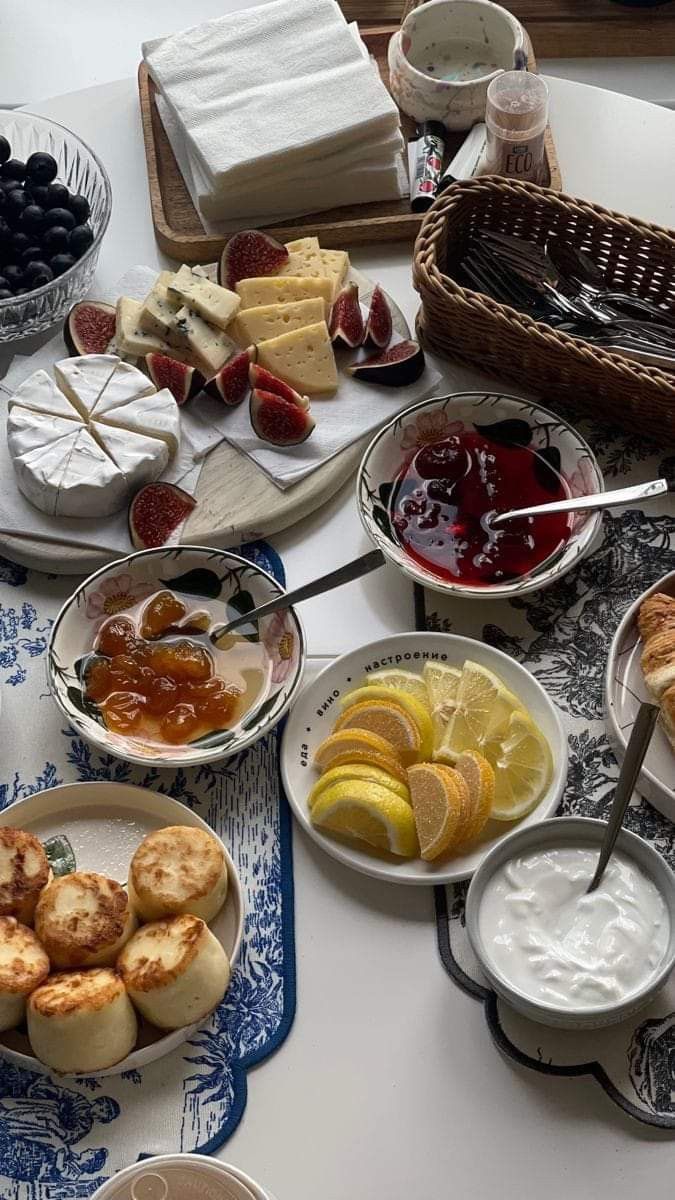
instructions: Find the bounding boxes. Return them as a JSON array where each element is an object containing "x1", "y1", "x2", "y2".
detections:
[{"x1": 2, "y1": 68, "x2": 675, "y2": 1199}]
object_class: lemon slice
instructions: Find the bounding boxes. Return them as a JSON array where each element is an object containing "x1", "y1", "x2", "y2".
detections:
[
  {"x1": 484, "y1": 711, "x2": 552, "y2": 821},
  {"x1": 308, "y1": 764, "x2": 410, "y2": 809},
  {"x1": 311, "y1": 781, "x2": 419, "y2": 857},
  {"x1": 363, "y1": 668, "x2": 429, "y2": 709},
  {"x1": 434, "y1": 661, "x2": 525, "y2": 763},
  {"x1": 335, "y1": 700, "x2": 422, "y2": 765},
  {"x1": 423, "y1": 663, "x2": 462, "y2": 751},
  {"x1": 407, "y1": 763, "x2": 464, "y2": 860},
  {"x1": 455, "y1": 750, "x2": 495, "y2": 842},
  {"x1": 313, "y1": 729, "x2": 401, "y2": 771},
  {"x1": 324, "y1": 749, "x2": 410, "y2": 788},
  {"x1": 339, "y1": 686, "x2": 433, "y2": 760}
]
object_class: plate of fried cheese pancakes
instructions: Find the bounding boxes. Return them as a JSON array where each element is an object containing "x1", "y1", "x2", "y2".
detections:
[{"x1": 0, "y1": 781, "x2": 243, "y2": 1076}]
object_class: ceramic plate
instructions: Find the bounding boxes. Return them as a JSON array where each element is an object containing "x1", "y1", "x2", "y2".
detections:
[
  {"x1": 605, "y1": 569, "x2": 675, "y2": 822},
  {"x1": 357, "y1": 392, "x2": 603, "y2": 600},
  {"x1": 281, "y1": 632, "x2": 567, "y2": 885},
  {"x1": 0, "y1": 781, "x2": 244, "y2": 1077},
  {"x1": 47, "y1": 546, "x2": 305, "y2": 767}
]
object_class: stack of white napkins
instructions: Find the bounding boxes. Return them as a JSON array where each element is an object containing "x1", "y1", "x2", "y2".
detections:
[{"x1": 143, "y1": 0, "x2": 407, "y2": 232}]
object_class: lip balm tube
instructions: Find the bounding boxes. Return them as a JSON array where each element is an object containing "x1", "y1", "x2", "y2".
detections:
[
  {"x1": 410, "y1": 121, "x2": 445, "y2": 212},
  {"x1": 437, "y1": 122, "x2": 487, "y2": 193}
]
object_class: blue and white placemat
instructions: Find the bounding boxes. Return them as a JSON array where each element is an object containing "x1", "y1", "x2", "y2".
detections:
[
  {"x1": 419, "y1": 410, "x2": 675, "y2": 1127},
  {"x1": 0, "y1": 540, "x2": 295, "y2": 1198}
]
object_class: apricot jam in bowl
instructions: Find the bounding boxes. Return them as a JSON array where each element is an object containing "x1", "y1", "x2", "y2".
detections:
[
  {"x1": 357, "y1": 392, "x2": 603, "y2": 600},
  {"x1": 47, "y1": 546, "x2": 305, "y2": 766}
]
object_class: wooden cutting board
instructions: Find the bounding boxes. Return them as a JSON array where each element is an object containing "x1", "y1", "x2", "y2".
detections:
[{"x1": 0, "y1": 270, "x2": 409, "y2": 576}]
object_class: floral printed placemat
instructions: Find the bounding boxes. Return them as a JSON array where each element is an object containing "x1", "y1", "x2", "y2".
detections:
[
  {"x1": 417, "y1": 407, "x2": 675, "y2": 1127},
  {"x1": 0, "y1": 541, "x2": 295, "y2": 1198}
]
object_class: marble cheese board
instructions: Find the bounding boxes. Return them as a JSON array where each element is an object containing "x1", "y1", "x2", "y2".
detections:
[{"x1": 0, "y1": 269, "x2": 409, "y2": 575}]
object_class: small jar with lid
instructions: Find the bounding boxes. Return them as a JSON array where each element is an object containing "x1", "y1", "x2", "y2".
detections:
[{"x1": 483, "y1": 71, "x2": 549, "y2": 184}]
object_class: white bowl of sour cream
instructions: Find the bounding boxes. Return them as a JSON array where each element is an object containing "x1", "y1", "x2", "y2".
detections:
[{"x1": 466, "y1": 817, "x2": 675, "y2": 1029}]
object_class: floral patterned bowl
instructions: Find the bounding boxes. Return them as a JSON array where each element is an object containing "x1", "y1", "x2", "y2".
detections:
[
  {"x1": 357, "y1": 392, "x2": 604, "y2": 600},
  {"x1": 47, "y1": 547, "x2": 305, "y2": 767}
]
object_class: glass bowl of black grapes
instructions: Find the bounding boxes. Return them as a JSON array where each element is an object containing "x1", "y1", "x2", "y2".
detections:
[{"x1": 0, "y1": 111, "x2": 112, "y2": 340}]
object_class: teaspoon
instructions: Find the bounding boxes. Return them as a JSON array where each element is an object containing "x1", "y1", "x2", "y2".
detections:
[{"x1": 489, "y1": 477, "x2": 668, "y2": 528}]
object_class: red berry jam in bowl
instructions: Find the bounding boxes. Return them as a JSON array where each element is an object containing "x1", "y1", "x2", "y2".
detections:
[{"x1": 390, "y1": 431, "x2": 572, "y2": 586}]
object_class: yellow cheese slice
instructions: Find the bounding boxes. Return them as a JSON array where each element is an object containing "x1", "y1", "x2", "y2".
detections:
[
  {"x1": 230, "y1": 298, "x2": 326, "y2": 346},
  {"x1": 235, "y1": 275, "x2": 333, "y2": 315},
  {"x1": 257, "y1": 321, "x2": 338, "y2": 396},
  {"x1": 278, "y1": 237, "x2": 326, "y2": 280},
  {"x1": 320, "y1": 249, "x2": 350, "y2": 299}
]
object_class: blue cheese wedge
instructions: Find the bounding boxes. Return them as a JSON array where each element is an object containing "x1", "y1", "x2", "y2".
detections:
[
  {"x1": 235, "y1": 275, "x2": 333, "y2": 315},
  {"x1": 6, "y1": 357, "x2": 179, "y2": 518},
  {"x1": 257, "y1": 321, "x2": 338, "y2": 395},
  {"x1": 167, "y1": 265, "x2": 240, "y2": 331},
  {"x1": 168, "y1": 306, "x2": 234, "y2": 375},
  {"x1": 230, "y1": 298, "x2": 326, "y2": 346},
  {"x1": 116, "y1": 297, "x2": 191, "y2": 363},
  {"x1": 138, "y1": 271, "x2": 182, "y2": 338}
]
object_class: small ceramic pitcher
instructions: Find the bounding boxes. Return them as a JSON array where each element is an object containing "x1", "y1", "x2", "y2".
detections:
[{"x1": 388, "y1": 0, "x2": 525, "y2": 130}]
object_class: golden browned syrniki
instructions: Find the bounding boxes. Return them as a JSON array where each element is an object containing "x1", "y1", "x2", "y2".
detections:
[
  {"x1": 128, "y1": 826, "x2": 228, "y2": 923},
  {"x1": 0, "y1": 827, "x2": 51, "y2": 925},
  {"x1": 117, "y1": 913, "x2": 230, "y2": 1030},
  {"x1": 35, "y1": 871, "x2": 137, "y2": 968},
  {"x1": 0, "y1": 916, "x2": 49, "y2": 1031},
  {"x1": 27, "y1": 968, "x2": 137, "y2": 1073}
]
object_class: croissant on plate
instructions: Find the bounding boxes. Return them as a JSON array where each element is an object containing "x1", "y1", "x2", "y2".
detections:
[{"x1": 639, "y1": 592, "x2": 675, "y2": 752}]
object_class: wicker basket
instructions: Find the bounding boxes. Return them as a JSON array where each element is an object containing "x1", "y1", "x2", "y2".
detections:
[{"x1": 413, "y1": 176, "x2": 675, "y2": 443}]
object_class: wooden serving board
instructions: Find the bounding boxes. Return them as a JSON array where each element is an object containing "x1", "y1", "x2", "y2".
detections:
[
  {"x1": 0, "y1": 271, "x2": 407, "y2": 576},
  {"x1": 138, "y1": 27, "x2": 561, "y2": 262}
]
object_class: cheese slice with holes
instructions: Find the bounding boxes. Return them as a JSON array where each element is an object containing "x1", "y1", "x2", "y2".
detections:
[
  {"x1": 230, "y1": 298, "x2": 325, "y2": 346},
  {"x1": 8, "y1": 370, "x2": 79, "y2": 420},
  {"x1": 167, "y1": 265, "x2": 240, "y2": 330},
  {"x1": 138, "y1": 271, "x2": 182, "y2": 338},
  {"x1": 6, "y1": 357, "x2": 179, "y2": 518},
  {"x1": 54, "y1": 355, "x2": 120, "y2": 418},
  {"x1": 257, "y1": 321, "x2": 338, "y2": 395},
  {"x1": 235, "y1": 275, "x2": 333, "y2": 315},
  {"x1": 278, "y1": 237, "x2": 326, "y2": 280},
  {"x1": 320, "y1": 249, "x2": 350, "y2": 299}
]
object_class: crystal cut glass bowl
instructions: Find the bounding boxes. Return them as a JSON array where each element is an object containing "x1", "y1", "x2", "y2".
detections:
[{"x1": 0, "y1": 110, "x2": 112, "y2": 341}]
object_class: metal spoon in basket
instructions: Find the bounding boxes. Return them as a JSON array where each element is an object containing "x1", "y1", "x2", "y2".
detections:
[
  {"x1": 209, "y1": 548, "x2": 386, "y2": 646},
  {"x1": 489, "y1": 477, "x2": 668, "y2": 528},
  {"x1": 587, "y1": 701, "x2": 660, "y2": 894}
]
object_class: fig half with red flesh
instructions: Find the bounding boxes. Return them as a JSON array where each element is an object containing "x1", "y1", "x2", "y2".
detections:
[
  {"x1": 329, "y1": 282, "x2": 365, "y2": 349},
  {"x1": 64, "y1": 301, "x2": 116, "y2": 355},
  {"x1": 248, "y1": 363, "x2": 310, "y2": 409},
  {"x1": 363, "y1": 285, "x2": 392, "y2": 349},
  {"x1": 145, "y1": 353, "x2": 205, "y2": 405},
  {"x1": 219, "y1": 230, "x2": 289, "y2": 290},
  {"x1": 250, "y1": 390, "x2": 315, "y2": 446},
  {"x1": 204, "y1": 346, "x2": 256, "y2": 406},
  {"x1": 129, "y1": 483, "x2": 196, "y2": 550},
  {"x1": 348, "y1": 340, "x2": 425, "y2": 386}
]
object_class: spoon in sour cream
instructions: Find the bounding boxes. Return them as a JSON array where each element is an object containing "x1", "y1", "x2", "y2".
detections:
[{"x1": 587, "y1": 700, "x2": 660, "y2": 894}]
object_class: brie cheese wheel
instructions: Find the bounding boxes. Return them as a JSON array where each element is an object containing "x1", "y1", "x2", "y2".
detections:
[
  {"x1": 7, "y1": 356, "x2": 179, "y2": 518},
  {"x1": 0, "y1": 827, "x2": 51, "y2": 926},
  {"x1": 257, "y1": 321, "x2": 338, "y2": 395},
  {"x1": 35, "y1": 871, "x2": 137, "y2": 968},
  {"x1": 118, "y1": 914, "x2": 231, "y2": 1031},
  {"x1": 0, "y1": 917, "x2": 50, "y2": 1032},
  {"x1": 27, "y1": 968, "x2": 138, "y2": 1073},
  {"x1": 128, "y1": 825, "x2": 228, "y2": 923}
]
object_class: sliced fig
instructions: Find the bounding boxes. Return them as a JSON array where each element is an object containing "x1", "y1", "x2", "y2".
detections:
[
  {"x1": 64, "y1": 300, "x2": 116, "y2": 355},
  {"x1": 248, "y1": 363, "x2": 310, "y2": 410},
  {"x1": 129, "y1": 483, "x2": 196, "y2": 550},
  {"x1": 145, "y1": 352, "x2": 205, "y2": 406},
  {"x1": 219, "y1": 230, "x2": 289, "y2": 290},
  {"x1": 329, "y1": 282, "x2": 364, "y2": 349},
  {"x1": 363, "y1": 285, "x2": 392, "y2": 349},
  {"x1": 204, "y1": 346, "x2": 256, "y2": 406},
  {"x1": 250, "y1": 390, "x2": 315, "y2": 446},
  {"x1": 348, "y1": 340, "x2": 425, "y2": 387}
]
